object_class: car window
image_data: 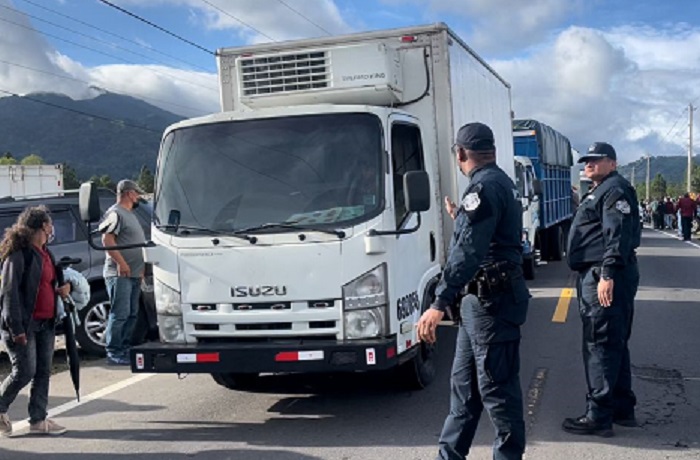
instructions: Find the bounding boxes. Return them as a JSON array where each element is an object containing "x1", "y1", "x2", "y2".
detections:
[
  {"x1": 0, "y1": 212, "x2": 20, "y2": 235},
  {"x1": 49, "y1": 208, "x2": 86, "y2": 245}
]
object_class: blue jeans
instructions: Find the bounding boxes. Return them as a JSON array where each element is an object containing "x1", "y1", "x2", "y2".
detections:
[
  {"x1": 105, "y1": 276, "x2": 141, "y2": 359},
  {"x1": 0, "y1": 319, "x2": 55, "y2": 423}
]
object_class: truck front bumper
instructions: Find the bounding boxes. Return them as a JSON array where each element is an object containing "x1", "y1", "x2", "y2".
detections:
[{"x1": 130, "y1": 337, "x2": 402, "y2": 374}]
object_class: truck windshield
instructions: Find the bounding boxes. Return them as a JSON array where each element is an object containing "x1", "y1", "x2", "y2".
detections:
[{"x1": 154, "y1": 113, "x2": 384, "y2": 233}]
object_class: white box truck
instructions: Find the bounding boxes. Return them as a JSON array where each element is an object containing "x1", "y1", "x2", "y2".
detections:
[
  {"x1": 111, "y1": 24, "x2": 523, "y2": 389},
  {"x1": 0, "y1": 164, "x2": 64, "y2": 198}
]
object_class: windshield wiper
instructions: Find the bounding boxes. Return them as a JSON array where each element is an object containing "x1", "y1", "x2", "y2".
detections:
[
  {"x1": 155, "y1": 224, "x2": 258, "y2": 244},
  {"x1": 236, "y1": 222, "x2": 346, "y2": 239}
]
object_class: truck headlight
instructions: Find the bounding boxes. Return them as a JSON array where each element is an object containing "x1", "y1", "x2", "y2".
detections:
[
  {"x1": 158, "y1": 314, "x2": 185, "y2": 343},
  {"x1": 344, "y1": 307, "x2": 387, "y2": 339},
  {"x1": 342, "y1": 264, "x2": 388, "y2": 339},
  {"x1": 155, "y1": 280, "x2": 181, "y2": 316},
  {"x1": 342, "y1": 264, "x2": 388, "y2": 310}
]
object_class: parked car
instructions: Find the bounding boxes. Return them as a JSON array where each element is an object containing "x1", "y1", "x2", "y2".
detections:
[{"x1": 0, "y1": 188, "x2": 157, "y2": 355}]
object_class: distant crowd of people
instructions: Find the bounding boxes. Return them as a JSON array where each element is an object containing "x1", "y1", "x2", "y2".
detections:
[{"x1": 641, "y1": 193, "x2": 699, "y2": 241}]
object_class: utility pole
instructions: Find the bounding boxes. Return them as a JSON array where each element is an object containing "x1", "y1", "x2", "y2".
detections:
[
  {"x1": 646, "y1": 154, "x2": 651, "y2": 201},
  {"x1": 690, "y1": 103, "x2": 695, "y2": 193},
  {"x1": 631, "y1": 164, "x2": 636, "y2": 187}
]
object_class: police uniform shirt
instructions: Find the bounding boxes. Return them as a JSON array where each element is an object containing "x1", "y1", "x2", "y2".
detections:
[
  {"x1": 567, "y1": 171, "x2": 640, "y2": 278},
  {"x1": 433, "y1": 163, "x2": 523, "y2": 312}
]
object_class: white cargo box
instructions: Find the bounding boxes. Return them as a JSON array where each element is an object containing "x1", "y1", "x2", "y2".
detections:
[{"x1": 0, "y1": 164, "x2": 64, "y2": 198}]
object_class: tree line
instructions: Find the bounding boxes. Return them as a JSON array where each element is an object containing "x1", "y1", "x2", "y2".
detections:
[
  {"x1": 633, "y1": 164, "x2": 700, "y2": 201},
  {"x1": 0, "y1": 151, "x2": 154, "y2": 194}
]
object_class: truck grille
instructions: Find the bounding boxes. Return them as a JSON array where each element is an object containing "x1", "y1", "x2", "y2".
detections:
[{"x1": 239, "y1": 51, "x2": 330, "y2": 96}]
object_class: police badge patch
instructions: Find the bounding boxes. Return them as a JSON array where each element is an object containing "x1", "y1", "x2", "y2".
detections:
[
  {"x1": 615, "y1": 200, "x2": 631, "y2": 214},
  {"x1": 461, "y1": 192, "x2": 481, "y2": 211}
]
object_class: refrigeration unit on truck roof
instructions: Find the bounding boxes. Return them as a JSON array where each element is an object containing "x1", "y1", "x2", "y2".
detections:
[{"x1": 219, "y1": 43, "x2": 405, "y2": 109}]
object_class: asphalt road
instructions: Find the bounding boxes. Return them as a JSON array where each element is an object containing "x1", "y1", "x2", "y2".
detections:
[{"x1": 1, "y1": 227, "x2": 699, "y2": 459}]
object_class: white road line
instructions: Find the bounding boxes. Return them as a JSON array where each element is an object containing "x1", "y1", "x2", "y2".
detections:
[
  {"x1": 651, "y1": 228, "x2": 700, "y2": 249},
  {"x1": 12, "y1": 373, "x2": 154, "y2": 433}
]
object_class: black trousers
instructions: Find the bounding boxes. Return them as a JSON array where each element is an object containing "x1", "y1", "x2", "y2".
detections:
[
  {"x1": 437, "y1": 293, "x2": 526, "y2": 460},
  {"x1": 576, "y1": 265, "x2": 639, "y2": 424},
  {"x1": 681, "y1": 216, "x2": 692, "y2": 240}
]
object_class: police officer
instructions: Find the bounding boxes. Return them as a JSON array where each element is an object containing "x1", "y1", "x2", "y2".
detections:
[
  {"x1": 563, "y1": 142, "x2": 641, "y2": 437},
  {"x1": 417, "y1": 122, "x2": 530, "y2": 460}
]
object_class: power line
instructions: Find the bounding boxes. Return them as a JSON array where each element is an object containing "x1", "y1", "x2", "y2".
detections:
[
  {"x1": 18, "y1": 0, "x2": 212, "y2": 72},
  {"x1": 659, "y1": 107, "x2": 689, "y2": 145},
  {"x1": 0, "y1": 16, "x2": 218, "y2": 93},
  {"x1": 0, "y1": 88, "x2": 162, "y2": 133},
  {"x1": 199, "y1": 0, "x2": 278, "y2": 42},
  {"x1": 96, "y1": 0, "x2": 216, "y2": 55},
  {"x1": 1, "y1": 4, "x2": 209, "y2": 76},
  {"x1": 0, "y1": 58, "x2": 208, "y2": 115},
  {"x1": 275, "y1": 0, "x2": 332, "y2": 36}
]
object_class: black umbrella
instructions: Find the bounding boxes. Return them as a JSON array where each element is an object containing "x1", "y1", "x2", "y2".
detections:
[{"x1": 61, "y1": 296, "x2": 81, "y2": 402}]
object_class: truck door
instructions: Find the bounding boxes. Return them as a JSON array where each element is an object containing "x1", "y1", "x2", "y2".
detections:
[{"x1": 389, "y1": 117, "x2": 433, "y2": 353}]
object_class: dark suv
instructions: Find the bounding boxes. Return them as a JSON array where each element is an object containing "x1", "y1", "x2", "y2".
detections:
[{"x1": 0, "y1": 189, "x2": 157, "y2": 355}]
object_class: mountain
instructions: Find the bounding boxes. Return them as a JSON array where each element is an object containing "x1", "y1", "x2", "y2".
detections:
[
  {"x1": 618, "y1": 155, "x2": 700, "y2": 186},
  {"x1": 0, "y1": 92, "x2": 184, "y2": 180}
]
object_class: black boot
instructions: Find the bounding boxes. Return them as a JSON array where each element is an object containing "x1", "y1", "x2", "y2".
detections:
[
  {"x1": 613, "y1": 412, "x2": 638, "y2": 427},
  {"x1": 562, "y1": 415, "x2": 614, "y2": 437}
]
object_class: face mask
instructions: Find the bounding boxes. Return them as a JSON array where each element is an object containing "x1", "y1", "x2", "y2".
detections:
[
  {"x1": 44, "y1": 228, "x2": 55, "y2": 244},
  {"x1": 132, "y1": 199, "x2": 140, "y2": 210}
]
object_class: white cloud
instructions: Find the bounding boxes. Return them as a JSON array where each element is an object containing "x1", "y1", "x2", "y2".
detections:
[
  {"x1": 0, "y1": 0, "x2": 353, "y2": 116},
  {"x1": 380, "y1": 0, "x2": 583, "y2": 55},
  {"x1": 492, "y1": 25, "x2": 700, "y2": 164},
  {"x1": 0, "y1": 0, "x2": 88, "y2": 98},
  {"x1": 117, "y1": 0, "x2": 353, "y2": 43},
  {"x1": 0, "y1": 0, "x2": 217, "y2": 116}
]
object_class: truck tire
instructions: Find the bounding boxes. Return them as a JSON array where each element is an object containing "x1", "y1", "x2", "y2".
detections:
[
  {"x1": 211, "y1": 373, "x2": 261, "y2": 391},
  {"x1": 397, "y1": 339, "x2": 437, "y2": 390},
  {"x1": 76, "y1": 289, "x2": 109, "y2": 356},
  {"x1": 523, "y1": 255, "x2": 536, "y2": 280},
  {"x1": 549, "y1": 226, "x2": 564, "y2": 261}
]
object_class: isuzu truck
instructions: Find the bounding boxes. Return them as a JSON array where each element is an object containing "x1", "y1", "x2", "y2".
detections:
[{"x1": 82, "y1": 24, "x2": 528, "y2": 390}]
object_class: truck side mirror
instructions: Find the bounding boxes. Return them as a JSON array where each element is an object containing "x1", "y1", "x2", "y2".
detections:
[
  {"x1": 532, "y1": 179, "x2": 543, "y2": 197},
  {"x1": 79, "y1": 182, "x2": 101, "y2": 223},
  {"x1": 404, "y1": 170, "x2": 431, "y2": 213}
]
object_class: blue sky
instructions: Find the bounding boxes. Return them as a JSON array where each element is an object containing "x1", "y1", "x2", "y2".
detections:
[{"x1": 2, "y1": 0, "x2": 700, "y2": 165}]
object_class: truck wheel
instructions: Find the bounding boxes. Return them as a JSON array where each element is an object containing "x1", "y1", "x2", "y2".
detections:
[
  {"x1": 523, "y1": 256, "x2": 536, "y2": 280},
  {"x1": 549, "y1": 226, "x2": 564, "y2": 261},
  {"x1": 397, "y1": 340, "x2": 437, "y2": 390},
  {"x1": 211, "y1": 373, "x2": 261, "y2": 391},
  {"x1": 76, "y1": 289, "x2": 109, "y2": 357}
]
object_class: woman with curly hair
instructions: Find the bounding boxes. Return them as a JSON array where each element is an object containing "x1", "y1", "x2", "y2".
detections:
[{"x1": 0, "y1": 205, "x2": 70, "y2": 437}]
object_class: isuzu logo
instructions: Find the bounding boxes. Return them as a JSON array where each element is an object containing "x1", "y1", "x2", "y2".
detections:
[{"x1": 231, "y1": 286, "x2": 288, "y2": 297}]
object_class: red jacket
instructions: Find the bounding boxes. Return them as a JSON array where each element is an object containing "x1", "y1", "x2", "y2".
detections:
[{"x1": 678, "y1": 197, "x2": 697, "y2": 217}]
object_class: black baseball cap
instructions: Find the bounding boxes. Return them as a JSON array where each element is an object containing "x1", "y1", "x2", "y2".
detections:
[
  {"x1": 455, "y1": 122, "x2": 495, "y2": 152},
  {"x1": 578, "y1": 142, "x2": 617, "y2": 163}
]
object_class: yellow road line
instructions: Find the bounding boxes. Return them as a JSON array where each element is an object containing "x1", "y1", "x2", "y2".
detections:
[{"x1": 552, "y1": 288, "x2": 574, "y2": 323}]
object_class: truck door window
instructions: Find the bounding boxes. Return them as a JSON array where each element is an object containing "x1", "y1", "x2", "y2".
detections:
[
  {"x1": 49, "y1": 209, "x2": 85, "y2": 245},
  {"x1": 391, "y1": 123, "x2": 425, "y2": 228}
]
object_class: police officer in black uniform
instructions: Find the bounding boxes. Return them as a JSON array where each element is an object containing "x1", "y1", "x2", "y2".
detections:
[
  {"x1": 417, "y1": 122, "x2": 530, "y2": 460},
  {"x1": 563, "y1": 142, "x2": 641, "y2": 437}
]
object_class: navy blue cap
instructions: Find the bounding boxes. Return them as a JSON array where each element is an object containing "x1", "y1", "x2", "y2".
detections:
[
  {"x1": 578, "y1": 142, "x2": 617, "y2": 163},
  {"x1": 456, "y1": 122, "x2": 495, "y2": 152}
]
